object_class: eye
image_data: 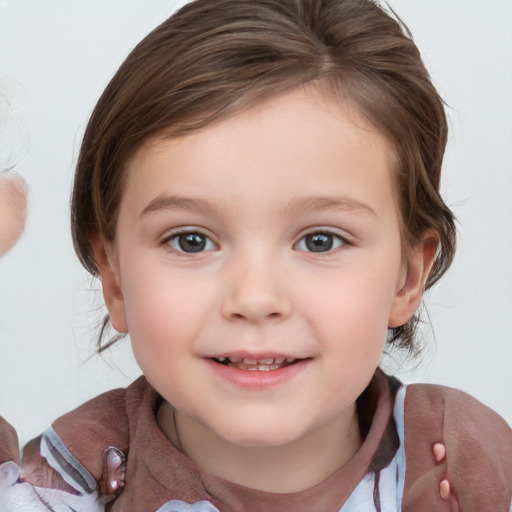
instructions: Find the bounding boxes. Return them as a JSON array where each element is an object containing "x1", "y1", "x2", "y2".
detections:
[
  {"x1": 295, "y1": 231, "x2": 346, "y2": 253},
  {"x1": 165, "y1": 231, "x2": 216, "y2": 253}
]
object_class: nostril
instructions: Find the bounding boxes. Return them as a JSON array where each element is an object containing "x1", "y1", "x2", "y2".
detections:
[
  {"x1": 222, "y1": 291, "x2": 290, "y2": 322},
  {"x1": 229, "y1": 311, "x2": 281, "y2": 321}
]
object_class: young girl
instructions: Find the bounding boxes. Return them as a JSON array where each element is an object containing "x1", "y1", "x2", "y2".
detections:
[{"x1": 1, "y1": 0, "x2": 511, "y2": 510}]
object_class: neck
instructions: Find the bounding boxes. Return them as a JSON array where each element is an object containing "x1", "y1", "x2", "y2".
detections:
[{"x1": 157, "y1": 402, "x2": 361, "y2": 493}]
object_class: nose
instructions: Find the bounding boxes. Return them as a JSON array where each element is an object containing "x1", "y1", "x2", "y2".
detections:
[{"x1": 221, "y1": 257, "x2": 291, "y2": 323}]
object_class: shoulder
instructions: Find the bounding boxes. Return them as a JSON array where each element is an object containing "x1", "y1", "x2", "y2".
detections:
[
  {"x1": 46, "y1": 381, "x2": 131, "y2": 481},
  {"x1": 401, "y1": 382, "x2": 512, "y2": 512},
  {"x1": 0, "y1": 379, "x2": 152, "y2": 512},
  {"x1": 0, "y1": 416, "x2": 20, "y2": 465},
  {"x1": 13, "y1": 377, "x2": 154, "y2": 499},
  {"x1": 27, "y1": 376, "x2": 152, "y2": 483}
]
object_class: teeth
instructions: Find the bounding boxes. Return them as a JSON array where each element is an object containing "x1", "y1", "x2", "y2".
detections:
[
  {"x1": 241, "y1": 357, "x2": 295, "y2": 365},
  {"x1": 214, "y1": 356, "x2": 298, "y2": 370}
]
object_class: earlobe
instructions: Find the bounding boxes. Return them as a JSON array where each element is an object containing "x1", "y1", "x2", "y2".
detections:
[
  {"x1": 91, "y1": 236, "x2": 128, "y2": 333},
  {"x1": 388, "y1": 231, "x2": 439, "y2": 328}
]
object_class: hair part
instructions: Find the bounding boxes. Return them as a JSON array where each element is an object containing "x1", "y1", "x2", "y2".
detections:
[{"x1": 71, "y1": 0, "x2": 456, "y2": 354}]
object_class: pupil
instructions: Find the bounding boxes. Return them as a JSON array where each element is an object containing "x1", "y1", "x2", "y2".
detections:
[
  {"x1": 179, "y1": 233, "x2": 206, "y2": 252},
  {"x1": 306, "y1": 233, "x2": 333, "y2": 252}
]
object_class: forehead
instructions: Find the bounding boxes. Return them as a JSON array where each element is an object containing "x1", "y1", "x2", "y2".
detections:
[{"x1": 122, "y1": 87, "x2": 397, "y2": 217}]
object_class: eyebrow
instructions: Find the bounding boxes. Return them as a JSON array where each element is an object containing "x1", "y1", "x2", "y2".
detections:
[
  {"x1": 140, "y1": 195, "x2": 377, "y2": 218},
  {"x1": 284, "y1": 196, "x2": 377, "y2": 217},
  {"x1": 141, "y1": 196, "x2": 221, "y2": 217}
]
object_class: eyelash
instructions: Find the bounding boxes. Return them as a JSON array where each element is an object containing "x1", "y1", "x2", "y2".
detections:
[
  {"x1": 294, "y1": 230, "x2": 349, "y2": 254},
  {"x1": 159, "y1": 228, "x2": 350, "y2": 255},
  {"x1": 160, "y1": 228, "x2": 217, "y2": 255}
]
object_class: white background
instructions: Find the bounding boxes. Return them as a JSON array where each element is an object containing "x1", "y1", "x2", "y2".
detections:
[{"x1": 1, "y1": 0, "x2": 511, "y2": 447}]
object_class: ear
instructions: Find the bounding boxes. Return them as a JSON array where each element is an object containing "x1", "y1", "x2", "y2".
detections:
[
  {"x1": 388, "y1": 231, "x2": 439, "y2": 328},
  {"x1": 91, "y1": 236, "x2": 128, "y2": 333}
]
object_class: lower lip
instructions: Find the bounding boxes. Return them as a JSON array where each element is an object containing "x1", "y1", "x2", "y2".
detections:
[{"x1": 206, "y1": 359, "x2": 310, "y2": 389}]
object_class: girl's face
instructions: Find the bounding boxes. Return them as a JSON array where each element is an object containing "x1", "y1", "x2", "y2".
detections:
[{"x1": 102, "y1": 88, "x2": 421, "y2": 450}]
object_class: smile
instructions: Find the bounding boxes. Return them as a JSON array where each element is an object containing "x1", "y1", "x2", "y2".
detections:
[
  {"x1": 212, "y1": 356, "x2": 298, "y2": 371},
  {"x1": 207, "y1": 355, "x2": 310, "y2": 389}
]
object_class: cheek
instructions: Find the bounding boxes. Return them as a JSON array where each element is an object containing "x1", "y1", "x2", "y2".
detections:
[
  {"x1": 302, "y1": 263, "x2": 399, "y2": 336},
  {"x1": 120, "y1": 263, "x2": 214, "y2": 354}
]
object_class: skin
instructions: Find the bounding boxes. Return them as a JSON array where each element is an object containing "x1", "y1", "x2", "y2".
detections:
[
  {"x1": 94, "y1": 87, "x2": 437, "y2": 493},
  {"x1": 0, "y1": 172, "x2": 27, "y2": 256}
]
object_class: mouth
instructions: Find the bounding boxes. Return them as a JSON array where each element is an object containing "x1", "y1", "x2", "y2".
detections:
[{"x1": 211, "y1": 356, "x2": 302, "y2": 371}]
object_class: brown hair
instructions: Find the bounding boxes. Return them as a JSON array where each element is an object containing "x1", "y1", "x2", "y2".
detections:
[{"x1": 71, "y1": 0, "x2": 456, "y2": 352}]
